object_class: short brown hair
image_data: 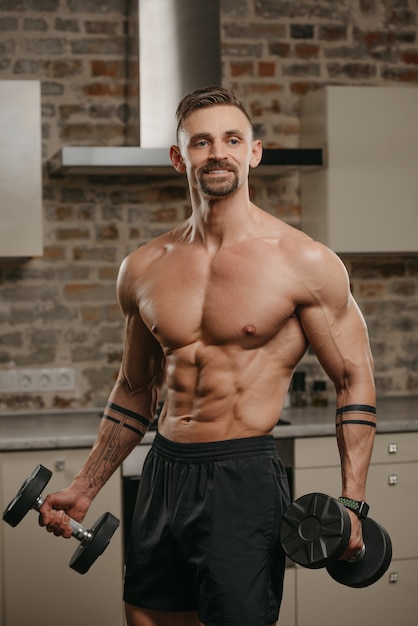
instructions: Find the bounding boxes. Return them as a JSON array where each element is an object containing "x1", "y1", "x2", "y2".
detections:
[{"x1": 176, "y1": 85, "x2": 253, "y2": 140}]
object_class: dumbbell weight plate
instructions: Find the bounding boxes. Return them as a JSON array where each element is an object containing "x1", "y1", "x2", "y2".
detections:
[
  {"x1": 69, "y1": 511, "x2": 120, "y2": 574},
  {"x1": 3, "y1": 464, "x2": 52, "y2": 527},
  {"x1": 326, "y1": 517, "x2": 392, "y2": 588},
  {"x1": 280, "y1": 492, "x2": 351, "y2": 568}
]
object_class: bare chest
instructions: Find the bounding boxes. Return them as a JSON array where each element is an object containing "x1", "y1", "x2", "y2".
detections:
[{"x1": 137, "y1": 246, "x2": 299, "y2": 350}]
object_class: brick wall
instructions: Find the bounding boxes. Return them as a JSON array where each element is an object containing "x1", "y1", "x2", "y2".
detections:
[{"x1": 0, "y1": 0, "x2": 417, "y2": 411}]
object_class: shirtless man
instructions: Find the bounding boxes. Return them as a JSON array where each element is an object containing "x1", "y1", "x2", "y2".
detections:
[{"x1": 40, "y1": 86, "x2": 376, "y2": 626}]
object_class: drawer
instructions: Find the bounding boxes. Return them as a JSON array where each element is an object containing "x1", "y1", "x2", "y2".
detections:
[
  {"x1": 294, "y1": 437, "x2": 339, "y2": 469},
  {"x1": 294, "y1": 432, "x2": 418, "y2": 470},
  {"x1": 371, "y1": 432, "x2": 418, "y2": 464}
]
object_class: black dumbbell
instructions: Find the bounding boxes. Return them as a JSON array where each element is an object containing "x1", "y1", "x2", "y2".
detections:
[
  {"x1": 2, "y1": 464, "x2": 120, "y2": 574},
  {"x1": 280, "y1": 492, "x2": 392, "y2": 588}
]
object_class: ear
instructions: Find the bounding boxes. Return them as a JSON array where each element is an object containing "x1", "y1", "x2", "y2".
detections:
[
  {"x1": 249, "y1": 139, "x2": 263, "y2": 169},
  {"x1": 170, "y1": 145, "x2": 187, "y2": 173}
]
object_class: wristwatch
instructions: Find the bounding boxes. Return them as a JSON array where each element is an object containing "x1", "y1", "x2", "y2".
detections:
[{"x1": 338, "y1": 497, "x2": 370, "y2": 519}]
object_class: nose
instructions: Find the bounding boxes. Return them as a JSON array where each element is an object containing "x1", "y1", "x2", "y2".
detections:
[{"x1": 209, "y1": 139, "x2": 227, "y2": 161}]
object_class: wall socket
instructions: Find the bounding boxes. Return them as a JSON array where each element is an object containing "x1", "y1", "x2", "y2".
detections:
[{"x1": 0, "y1": 368, "x2": 75, "y2": 393}]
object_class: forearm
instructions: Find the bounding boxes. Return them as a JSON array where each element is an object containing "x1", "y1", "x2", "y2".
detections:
[
  {"x1": 335, "y1": 395, "x2": 376, "y2": 501},
  {"x1": 70, "y1": 383, "x2": 158, "y2": 502}
]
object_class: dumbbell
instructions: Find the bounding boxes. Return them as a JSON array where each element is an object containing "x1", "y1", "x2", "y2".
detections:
[
  {"x1": 2, "y1": 464, "x2": 120, "y2": 574},
  {"x1": 280, "y1": 492, "x2": 392, "y2": 588}
]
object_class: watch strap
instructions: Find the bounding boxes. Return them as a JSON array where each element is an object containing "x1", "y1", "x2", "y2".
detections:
[{"x1": 338, "y1": 496, "x2": 370, "y2": 519}]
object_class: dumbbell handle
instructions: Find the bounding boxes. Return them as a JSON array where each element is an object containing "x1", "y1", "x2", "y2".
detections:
[
  {"x1": 346, "y1": 543, "x2": 366, "y2": 563},
  {"x1": 34, "y1": 494, "x2": 92, "y2": 543}
]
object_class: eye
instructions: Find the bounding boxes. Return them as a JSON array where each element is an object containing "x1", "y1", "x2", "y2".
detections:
[
  {"x1": 192, "y1": 139, "x2": 209, "y2": 148},
  {"x1": 228, "y1": 137, "x2": 241, "y2": 146}
]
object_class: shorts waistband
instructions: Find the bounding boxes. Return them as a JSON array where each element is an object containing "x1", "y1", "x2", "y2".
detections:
[{"x1": 152, "y1": 431, "x2": 276, "y2": 463}]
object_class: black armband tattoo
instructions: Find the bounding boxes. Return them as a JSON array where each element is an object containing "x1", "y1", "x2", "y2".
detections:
[
  {"x1": 86, "y1": 402, "x2": 152, "y2": 487},
  {"x1": 335, "y1": 404, "x2": 376, "y2": 428},
  {"x1": 103, "y1": 401, "x2": 151, "y2": 436}
]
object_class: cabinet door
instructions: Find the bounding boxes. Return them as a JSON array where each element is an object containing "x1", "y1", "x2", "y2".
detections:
[
  {"x1": 366, "y1": 461, "x2": 418, "y2": 560},
  {"x1": 279, "y1": 567, "x2": 296, "y2": 626},
  {"x1": 296, "y1": 559, "x2": 418, "y2": 626},
  {"x1": 1, "y1": 450, "x2": 124, "y2": 626}
]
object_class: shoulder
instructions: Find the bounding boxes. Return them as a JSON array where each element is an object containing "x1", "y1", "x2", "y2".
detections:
[
  {"x1": 272, "y1": 220, "x2": 351, "y2": 306},
  {"x1": 116, "y1": 228, "x2": 182, "y2": 313}
]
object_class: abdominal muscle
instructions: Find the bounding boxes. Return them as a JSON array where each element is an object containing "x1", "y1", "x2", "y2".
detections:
[{"x1": 157, "y1": 332, "x2": 305, "y2": 443}]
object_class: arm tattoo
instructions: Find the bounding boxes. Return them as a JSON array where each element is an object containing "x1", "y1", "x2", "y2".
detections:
[
  {"x1": 336, "y1": 404, "x2": 376, "y2": 429},
  {"x1": 86, "y1": 402, "x2": 152, "y2": 487}
]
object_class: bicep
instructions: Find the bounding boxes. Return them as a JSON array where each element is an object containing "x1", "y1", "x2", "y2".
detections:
[{"x1": 298, "y1": 277, "x2": 374, "y2": 396}]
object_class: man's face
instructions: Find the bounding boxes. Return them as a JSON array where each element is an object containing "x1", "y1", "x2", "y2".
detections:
[{"x1": 177, "y1": 105, "x2": 260, "y2": 198}]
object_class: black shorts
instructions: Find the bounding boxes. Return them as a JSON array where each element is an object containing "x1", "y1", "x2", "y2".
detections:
[{"x1": 124, "y1": 432, "x2": 291, "y2": 626}]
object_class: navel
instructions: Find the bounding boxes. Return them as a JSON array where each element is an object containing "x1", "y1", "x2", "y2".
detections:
[{"x1": 242, "y1": 323, "x2": 256, "y2": 336}]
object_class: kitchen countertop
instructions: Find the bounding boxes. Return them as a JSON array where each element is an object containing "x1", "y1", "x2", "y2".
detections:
[{"x1": 0, "y1": 396, "x2": 417, "y2": 452}]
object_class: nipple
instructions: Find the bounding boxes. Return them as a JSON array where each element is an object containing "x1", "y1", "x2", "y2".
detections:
[
  {"x1": 242, "y1": 324, "x2": 256, "y2": 336},
  {"x1": 151, "y1": 324, "x2": 158, "y2": 334}
]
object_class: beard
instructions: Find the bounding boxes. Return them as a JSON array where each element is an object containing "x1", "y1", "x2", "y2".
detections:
[{"x1": 197, "y1": 159, "x2": 240, "y2": 198}]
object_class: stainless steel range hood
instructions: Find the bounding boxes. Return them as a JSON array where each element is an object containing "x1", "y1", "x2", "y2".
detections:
[{"x1": 48, "y1": 0, "x2": 322, "y2": 177}]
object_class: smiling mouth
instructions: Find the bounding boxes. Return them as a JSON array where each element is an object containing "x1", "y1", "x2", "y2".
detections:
[{"x1": 204, "y1": 169, "x2": 231, "y2": 175}]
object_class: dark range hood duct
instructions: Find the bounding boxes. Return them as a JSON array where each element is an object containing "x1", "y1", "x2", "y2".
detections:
[{"x1": 48, "y1": 0, "x2": 322, "y2": 177}]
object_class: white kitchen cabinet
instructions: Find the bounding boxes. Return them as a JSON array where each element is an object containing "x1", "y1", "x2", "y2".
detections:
[
  {"x1": 0, "y1": 81, "x2": 43, "y2": 257},
  {"x1": 300, "y1": 86, "x2": 418, "y2": 253},
  {"x1": 293, "y1": 432, "x2": 418, "y2": 625},
  {"x1": 0, "y1": 449, "x2": 124, "y2": 626},
  {"x1": 279, "y1": 565, "x2": 296, "y2": 625}
]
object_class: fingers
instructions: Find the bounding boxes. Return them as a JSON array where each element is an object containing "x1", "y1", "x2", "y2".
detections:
[
  {"x1": 38, "y1": 507, "x2": 73, "y2": 539},
  {"x1": 339, "y1": 511, "x2": 364, "y2": 561}
]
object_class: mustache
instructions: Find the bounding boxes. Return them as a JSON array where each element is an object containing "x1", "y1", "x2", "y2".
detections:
[{"x1": 200, "y1": 159, "x2": 238, "y2": 174}]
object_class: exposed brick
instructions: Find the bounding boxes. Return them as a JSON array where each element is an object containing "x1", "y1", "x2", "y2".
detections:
[
  {"x1": 70, "y1": 37, "x2": 125, "y2": 55},
  {"x1": 96, "y1": 224, "x2": 119, "y2": 240},
  {"x1": 257, "y1": 60, "x2": 276, "y2": 76},
  {"x1": 0, "y1": 17, "x2": 18, "y2": 31},
  {"x1": 14, "y1": 58, "x2": 50, "y2": 74},
  {"x1": 56, "y1": 227, "x2": 90, "y2": 240},
  {"x1": 294, "y1": 43, "x2": 320, "y2": 59},
  {"x1": 25, "y1": 38, "x2": 67, "y2": 55},
  {"x1": 401, "y1": 50, "x2": 418, "y2": 65},
  {"x1": 319, "y1": 24, "x2": 347, "y2": 41},
  {"x1": 73, "y1": 247, "x2": 117, "y2": 262},
  {"x1": 290, "y1": 24, "x2": 314, "y2": 40},
  {"x1": 230, "y1": 61, "x2": 254, "y2": 77},
  {"x1": 55, "y1": 17, "x2": 80, "y2": 32},
  {"x1": 23, "y1": 18, "x2": 48, "y2": 31},
  {"x1": 90, "y1": 59, "x2": 125, "y2": 78},
  {"x1": 51, "y1": 59, "x2": 83, "y2": 77},
  {"x1": 269, "y1": 42, "x2": 291, "y2": 58},
  {"x1": 60, "y1": 122, "x2": 124, "y2": 143},
  {"x1": 42, "y1": 246, "x2": 67, "y2": 260},
  {"x1": 64, "y1": 283, "x2": 116, "y2": 301},
  {"x1": 82, "y1": 82, "x2": 126, "y2": 97},
  {"x1": 327, "y1": 62, "x2": 377, "y2": 79},
  {"x1": 84, "y1": 20, "x2": 119, "y2": 36},
  {"x1": 381, "y1": 65, "x2": 418, "y2": 81}
]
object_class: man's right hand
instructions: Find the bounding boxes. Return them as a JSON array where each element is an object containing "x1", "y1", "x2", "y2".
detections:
[{"x1": 39, "y1": 487, "x2": 91, "y2": 538}]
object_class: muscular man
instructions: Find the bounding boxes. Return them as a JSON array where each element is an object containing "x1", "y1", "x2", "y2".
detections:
[{"x1": 40, "y1": 86, "x2": 376, "y2": 626}]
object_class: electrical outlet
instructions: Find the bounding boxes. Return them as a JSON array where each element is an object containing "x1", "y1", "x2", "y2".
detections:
[
  {"x1": 37, "y1": 368, "x2": 55, "y2": 390},
  {"x1": 0, "y1": 367, "x2": 76, "y2": 392},
  {"x1": 0, "y1": 370, "x2": 18, "y2": 392},
  {"x1": 17, "y1": 369, "x2": 37, "y2": 392},
  {"x1": 53, "y1": 367, "x2": 75, "y2": 391}
]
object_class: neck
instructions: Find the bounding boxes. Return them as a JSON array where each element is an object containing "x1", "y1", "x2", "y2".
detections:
[{"x1": 182, "y1": 184, "x2": 257, "y2": 249}]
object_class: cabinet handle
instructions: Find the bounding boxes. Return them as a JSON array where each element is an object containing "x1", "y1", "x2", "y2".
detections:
[
  {"x1": 55, "y1": 460, "x2": 66, "y2": 472},
  {"x1": 389, "y1": 572, "x2": 399, "y2": 583},
  {"x1": 388, "y1": 474, "x2": 398, "y2": 485},
  {"x1": 388, "y1": 443, "x2": 398, "y2": 454}
]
